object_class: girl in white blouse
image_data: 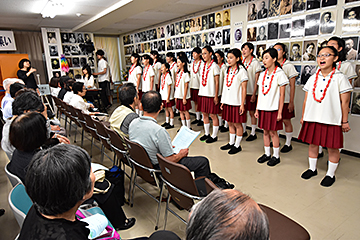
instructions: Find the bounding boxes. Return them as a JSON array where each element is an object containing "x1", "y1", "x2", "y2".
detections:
[
  {"x1": 80, "y1": 65, "x2": 94, "y2": 88},
  {"x1": 140, "y1": 54, "x2": 155, "y2": 116},
  {"x1": 128, "y1": 53, "x2": 142, "y2": 114},
  {"x1": 150, "y1": 51, "x2": 162, "y2": 91},
  {"x1": 215, "y1": 50, "x2": 229, "y2": 133},
  {"x1": 159, "y1": 63, "x2": 175, "y2": 129},
  {"x1": 190, "y1": 47, "x2": 203, "y2": 125},
  {"x1": 298, "y1": 46, "x2": 352, "y2": 187}
]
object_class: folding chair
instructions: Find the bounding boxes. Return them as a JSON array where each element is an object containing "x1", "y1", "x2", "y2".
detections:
[
  {"x1": 72, "y1": 107, "x2": 91, "y2": 147},
  {"x1": 66, "y1": 104, "x2": 82, "y2": 143},
  {"x1": 4, "y1": 163, "x2": 22, "y2": 187},
  {"x1": 92, "y1": 118, "x2": 115, "y2": 163},
  {"x1": 83, "y1": 112, "x2": 102, "y2": 159},
  {"x1": 8, "y1": 183, "x2": 32, "y2": 228},
  {"x1": 156, "y1": 153, "x2": 217, "y2": 229}
]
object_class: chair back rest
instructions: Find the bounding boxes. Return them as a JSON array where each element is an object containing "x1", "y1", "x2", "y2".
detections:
[
  {"x1": 8, "y1": 183, "x2": 33, "y2": 228},
  {"x1": 82, "y1": 113, "x2": 99, "y2": 140},
  {"x1": 124, "y1": 137, "x2": 157, "y2": 186},
  {"x1": 92, "y1": 118, "x2": 111, "y2": 150},
  {"x1": 67, "y1": 105, "x2": 81, "y2": 126},
  {"x1": 72, "y1": 107, "x2": 89, "y2": 131},
  {"x1": 156, "y1": 154, "x2": 199, "y2": 210},
  {"x1": 5, "y1": 163, "x2": 22, "y2": 187},
  {"x1": 104, "y1": 126, "x2": 129, "y2": 165}
]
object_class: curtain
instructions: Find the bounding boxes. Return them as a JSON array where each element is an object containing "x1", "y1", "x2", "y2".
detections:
[
  {"x1": 13, "y1": 31, "x2": 46, "y2": 83},
  {"x1": 94, "y1": 36, "x2": 121, "y2": 83}
]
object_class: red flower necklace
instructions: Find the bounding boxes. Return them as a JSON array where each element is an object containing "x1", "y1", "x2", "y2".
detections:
[
  {"x1": 337, "y1": 61, "x2": 342, "y2": 70},
  {"x1": 175, "y1": 70, "x2": 183, "y2": 87},
  {"x1": 280, "y1": 58, "x2": 286, "y2": 67},
  {"x1": 242, "y1": 56, "x2": 253, "y2": 69},
  {"x1": 143, "y1": 65, "x2": 150, "y2": 81},
  {"x1": 170, "y1": 62, "x2": 176, "y2": 71},
  {"x1": 219, "y1": 62, "x2": 224, "y2": 68},
  {"x1": 129, "y1": 64, "x2": 136, "y2": 75},
  {"x1": 152, "y1": 59, "x2": 157, "y2": 67},
  {"x1": 313, "y1": 68, "x2": 335, "y2": 103},
  {"x1": 192, "y1": 60, "x2": 201, "y2": 74},
  {"x1": 262, "y1": 66, "x2": 278, "y2": 95},
  {"x1": 161, "y1": 72, "x2": 169, "y2": 90},
  {"x1": 226, "y1": 66, "x2": 238, "y2": 87},
  {"x1": 202, "y1": 60, "x2": 214, "y2": 87}
]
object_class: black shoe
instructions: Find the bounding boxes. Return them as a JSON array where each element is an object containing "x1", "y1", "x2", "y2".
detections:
[
  {"x1": 197, "y1": 120, "x2": 204, "y2": 126},
  {"x1": 219, "y1": 126, "x2": 229, "y2": 132},
  {"x1": 200, "y1": 134, "x2": 210, "y2": 141},
  {"x1": 280, "y1": 145, "x2": 293, "y2": 153},
  {"x1": 267, "y1": 156, "x2": 280, "y2": 166},
  {"x1": 228, "y1": 145, "x2": 242, "y2": 154},
  {"x1": 318, "y1": 152, "x2": 324, "y2": 158},
  {"x1": 0, "y1": 209, "x2": 4, "y2": 217},
  {"x1": 320, "y1": 175, "x2": 336, "y2": 187},
  {"x1": 165, "y1": 124, "x2": 174, "y2": 129},
  {"x1": 220, "y1": 143, "x2": 233, "y2": 150},
  {"x1": 116, "y1": 218, "x2": 136, "y2": 231},
  {"x1": 243, "y1": 131, "x2": 248, "y2": 137},
  {"x1": 191, "y1": 119, "x2": 200, "y2": 124},
  {"x1": 257, "y1": 154, "x2": 271, "y2": 163},
  {"x1": 301, "y1": 169, "x2": 318, "y2": 179},
  {"x1": 246, "y1": 134, "x2": 257, "y2": 141},
  {"x1": 161, "y1": 122, "x2": 169, "y2": 127},
  {"x1": 206, "y1": 136, "x2": 218, "y2": 143}
]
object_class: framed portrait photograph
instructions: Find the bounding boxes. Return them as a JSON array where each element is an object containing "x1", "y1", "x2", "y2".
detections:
[
  {"x1": 72, "y1": 57, "x2": 80, "y2": 68},
  {"x1": 353, "y1": 65, "x2": 360, "y2": 88},
  {"x1": 247, "y1": 26, "x2": 257, "y2": 42},
  {"x1": 291, "y1": 17, "x2": 305, "y2": 38},
  {"x1": 51, "y1": 58, "x2": 60, "y2": 70},
  {"x1": 257, "y1": 1, "x2": 269, "y2": 19},
  {"x1": 279, "y1": 19, "x2": 291, "y2": 39},
  {"x1": 196, "y1": 17, "x2": 202, "y2": 31},
  {"x1": 302, "y1": 40, "x2": 317, "y2": 61},
  {"x1": 306, "y1": 0, "x2": 320, "y2": 10},
  {"x1": 268, "y1": 21, "x2": 279, "y2": 40},
  {"x1": 202, "y1": 15, "x2": 208, "y2": 30},
  {"x1": 305, "y1": 13, "x2": 320, "y2": 36},
  {"x1": 195, "y1": 34, "x2": 202, "y2": 48},
  {"x1": 292, "y1": 0, "x2": 306, "y2": 13},
  {"x1": 61, "y1": 33, "x2": 69, "y2": 43},
  {"x1": 175, "y1": 23, "x2": 180, "y2": 35},
  {"x1": 350, "y1": 90, "x2": 360, "y2": 115},
  {"x1": 201, "y1": 32, "x2": 209, "y2": 47},
  {"x1": 208, "y1": 13, "x2": 215, "y2": 29},
  {"x1": 66, "y1": 57, "x2": 72, "y2": 67},
  {"x1": 294, "y1": 65, "x2": 302, "y2": 85},
  {"x1": 343, "y1": 7, "x2": 360, "y2": 33},
  {"x1": 47, "y1": 32, "x2": 57, "y2": 44},
  {"x1": 76, "y1": 33, "x2": 84, "y2": 43},
  {"x1": 268, "y1": 0, "x2": 280, "y2": 18},
  {"x1": 343, "y1": 36, "x2": 359, "y2": 60},
  {"x1": 190, "y1": 19, "x2": 196, "y2": 33},
  {"x1": 223, "y1": 29, "x2": 231, "y2": 45},
  {"x1": 256, "y1": 25, "x2": 267, "y2": 41},
  {"x1": 321, "y1": 0, "x2": 337, "y2": 8},
  {"x1": 290, "y1": 41, "x2": 303, "y2": 61},
  {"x1": 256, "y1": 44, "x2": 266, "y2": 61},
  {"x1": 223, "y1": 10, "x2": 231, "y2": 26},
  {"x1": 300, "y1": 65, "x2": 316, "y2": 85},
  {"x1": 248, "y1": 3, "x2": 258, "y2": 21},
  {"x1": 215, "y1": 11, "x2": 223, "y2": 28},
  {"x1": 185, "y1": 20, "x2": 190, "y2": 33},
  {"x1": 280, "y1": 0, "x2": 292, "y2": 15},
  {"x1": 170, "y1": 24, "x2": 175, "y2": 36},
  {"x1": 320, "y1": 11, "x2": 336, "y2": 35},
  {"x1": 208, "y1": 31, "x2": 215, "y2": 46},
  {"x1": 215, "y1": 30, "x2": 223, "y2": 46}
]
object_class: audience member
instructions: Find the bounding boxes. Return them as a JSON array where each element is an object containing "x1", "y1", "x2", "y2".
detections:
[
  {"x1": 49, "y1": 77, "x2": 60, "y2": 97},
  {"x1": 3, "y1": 82, "x2": 26, "y2": 120},
  {"x1": 63, "y1": 79, "x2": 76, "y2": 104},
  {"x1": 58, "y1": 76, "x2": 71, "y2": 100},
  {"x1": 69, "y1": 82, "x2": 97, "y2": 115},
  {"x1": 1, "y1": 78, "x2": 24, "y2": 120},
  {"x1": 186, "y1": 189, "x2": 269, "y2": 240}
]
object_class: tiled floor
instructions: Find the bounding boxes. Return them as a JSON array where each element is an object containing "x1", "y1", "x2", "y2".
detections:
[{"x1": 1, "y1": 105, "x2": 360, "y2": 240}]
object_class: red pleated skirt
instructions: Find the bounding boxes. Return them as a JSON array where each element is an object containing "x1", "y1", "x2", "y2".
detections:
[
  {"x1": 176, "y1": 99, "x2": 192, "y2": 111},
  {"x1": 190, "y1": 88, "x2": 199, "y2": 102},
  {"x1": 282, "y1": 103, "x2": 295, "y2": 119},
  {"x1": 162, "y1": 99, "x2": 175, "y2": 108},
  {"x1": 198, "y1": 96, "x2": 221, "y2": 114},
  {"x1": 138, "y1": 90, "x2": 143, "y2": 100},
  {"x1": 298, "y1": 121, "x2": 343, "y2": 149},
  {"x1": 222, "y1": 104, "x2": 247, "y2": 123},
  {"x1": 246, "y1": 95, "x2": 257, "y2": 111},
  {"x1": 258, "y1": 110, "x2": 283, "y2": 131}
]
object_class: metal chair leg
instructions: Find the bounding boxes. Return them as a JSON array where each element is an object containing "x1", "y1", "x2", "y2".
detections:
[
  {"x1": 100, "y1": 144, "x2": 104, "y2": 163},
  {"x1": 128, "y1": 164, "x2": 135, "y2": 203},
  {"x1": 74, "y1": 125, "x2": 77, "y2": 143},
  {"x1": 81, "y1": 129, "x2": 84, "y2": 147},
  {"x1": 164, "y1": 192, "x2": 171, "y2": 230},
  {"x1": 130, "y1": 172, "x2": 137, "y2": 207},
  {"x1": 90, "y1": 137, "x2": 94, "y2": 158},
  {"x1": 155, "y1": 183, "x2": 164, "y2": 230}
]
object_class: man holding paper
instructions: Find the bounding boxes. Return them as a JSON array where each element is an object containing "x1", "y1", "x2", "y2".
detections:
[{"x1": 129, "y1": 91, "x2": 211, "y2": 178}]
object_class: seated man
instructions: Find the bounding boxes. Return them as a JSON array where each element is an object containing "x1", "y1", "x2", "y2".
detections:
[
  {"x1": 1, "y1": 78, "x2": 24, "y2": 120},
  {"x1": 129, "y1": 91, "x2": 210, "y2": 178},
  {"x1": 3, "y1": 82, "x2": 26, "y2": 120},
  {"x1": 186, "y1": 189, "x2": 269, "y2": 240},
  {"x1": 109, "y1": 83, "x2": 139, "y2": 138}
]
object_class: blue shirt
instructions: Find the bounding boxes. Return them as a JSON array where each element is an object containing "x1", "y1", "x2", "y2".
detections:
[{"x1": 1, "y1": 93, "x2": 13, "y2": 120}]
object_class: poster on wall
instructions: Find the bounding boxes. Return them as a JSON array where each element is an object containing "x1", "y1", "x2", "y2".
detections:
[
  {"x1": 292, "y1": 0, "x2": 306, "y2": 13},
  {"x1": 257, "y1": 24, "x2": 267, "y2": 41},
  {"x1": 305, "y1": 13, "x2": 320, "y2": 36},
  {"x1": 302, "y1": 40, "x2": 317, "y2": 61},
  {"x1": 350, "y1": 90, "x2": 360, "y2": 116},
  {"x1": 279, "y1": 19, "x2": 291, "y2": 39},
  {"x1": 268, "y1": 21, "x2": 279, "y2": 40},
  {"x1": 248, "y1": 3, "x2": 258, "y2": 21},
  {"x1": 319, "y1": 10, "x2": 336, "y2": 35},
  {"x1": 223, "y1": 10, "x2": 231, "y2": 26},
  {"x1": 257, "y1": 0, "x2": 269, "y2": 19},
  {"x1": 247, "y1": 26, "x2": 257, "y2": 42},
  {"x1": 290, "y1": 41, "x2": 303, "y2": 61},
  {"x1": 343, "y1": 6, "x2": 360, "y2": 33},
  {"x1": 354, "y1": 65, "x2": 360, "y2": 88},
  {"x1": 0, "y1": 30, "x2": 16, "y2": 51},
  {"x1": 300, "y1": 65, "x2": 316, "y2": 85},
  {"x1": 280, "y1": 0, "x2": 292, "y2": 16},
  {"x1": 343, "y1": 36, "x2": 359, "y2": 61}
]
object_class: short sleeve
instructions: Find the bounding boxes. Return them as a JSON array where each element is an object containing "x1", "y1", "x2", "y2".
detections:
[
  {"x1": 156, "y1": 129, "x2": 175, "y2": 157},
  {"x1": 285, "y1": 64, "x2": 299, "y2": 79},
  {"x1": 136, "y1": 66, "x2": 142, "y2": 75},
  {"x1": 184, "y1": 73, "x2": 190, "y2": 83},
  {"x1": 166, "y1": 75, "x2": 173, "y2": 85},
  {"x1": 257, "y1": 72, "x2": 264, "y2": 86},
  {"x1": 343, "y1": 62, "x2": 357, "y2": 80},
  {"x1": 149, "y1": 66, "x2": 155, "y2": 77},
  {"x1": 254, "y1": 60, "x2": 263, "y2": 73},
  {"x1": 338, "y1": 73, "x2": 353, "y2": 94},
  {"x1": 213, "y1": 64, "x2": 220, "y2": 76},
  {"x1": 239, "y1": 67, "x2": 249, "y2": 83},
  {"x1": 303, "y1": 75, "x2": 314, "y2": 92},
  {"x1": 277, "y1": 71, "x2": 289, "y2": 86}
]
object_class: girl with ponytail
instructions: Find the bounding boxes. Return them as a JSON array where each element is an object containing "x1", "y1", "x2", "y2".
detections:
[{"x1": 128, "y1": 53, "x2": 142, "y2": 114}]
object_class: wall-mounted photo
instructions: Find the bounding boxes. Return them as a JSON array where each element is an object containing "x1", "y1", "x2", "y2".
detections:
[
  {"x1": 343, "y1": 36, "x2": 359, "y2": 60},
  {"x1": 201, "y1": 32, "x2": 209, "y2": 47},
  {"x1": 354, "y1": 65, "x2": 360, "y2": 88},
  {"x1": 66, "y1": 57, "x2": 72, "y2": 67},
  {"x1": 72, "y1": 57, "x2": 80, "y2": 68},
  {"x1": 196, "y1": 17, "x2": 202, "y2": 31},
  {"x1": 256, "y1": 44, "x2": 266, "y2": 61},
  {"x1": 306, "y1": 0, "x2": 320, "y2": 10},
  {"x1": 280, "y1": 0, "x2": 292, "y2": 15},
  {"x1": 69, "y1": 33, "x2": 77, "y2": 43},
  {"x1": 223, "y1": 10, "x2": 231, "y2": 26},
  {"x1": 208, "y1": 31, "x2": 215, "y2": 46},
  {"x1": 51, "y1": 58, "x2": 60, "y2": 70},
  {"x1": 350, "y1": 90, "x2": 360, "y2": 115},
  {"x1": 47, "y1": 32, "x2": 57, "y2": 44},
  {"x1": 268, "y1": 21, "x2": 279, "y2": 40},
  {"x1": 256, "y1": 25, "x2": 267, "y2": 41},
  {"x1": 305, "y1": 13, "x2": 320, "y2": 36},
  {"x1": 321, "y1": 0, "x2": 337, "y2": 8},
  {"x1": 343, "y1": 6, "x2": 360, "y2": 33},
  {"x1": 302, "y1": 40, "x2": 317, "y2": 61},
  {"x1": 248, "y1": 3, "x2": 257, "y2": 21},
  {"x1": 292, "y1": 0, "x2": 306, "y2": 13},
  {"x1": 291, "y1": 17, "x2": 305, "y2": 38},
  {"x1": 180, "y1": 22, "x2": 185, "y2": 34},
  {"x1": 320, "y1": 11, "x2": 336, "y2": 35},
  {"x1": 300, "y1": 65, "x2": 316, "y2": 84},
  {"x1": 175, "y1": 23, "x2": 180, "y2": 35},
  {"x1": 223, "y1": 29, "x2": 231, "y2": 45},
  {"x1": 202, "y1": 15, "x2": 208, "y2": 30},
  {"x1": 257, "y1": 0, "x2": 268, "y2": 19},
  {"x1": 76, "y1": 33, "x2": 84, "y2": 43},
  {"x1": 215, "y1": 11, "x2": 223, "y2": 28},
  {"x1": 290, "y1": 41, "x2": 303, "y2": 61},
  {"x1": 279, "y1": 19, "x2": 291, "y2": 39},
  {"x1": 49, "y1": 45, "x2": 58, "y2": 57},
  {"x1": 208, "y1": 13, "x2": 215, "y2": 29},
  {"x1": 294, "y1": 65, "x2": 302, "y2": 85},
  {"x1": 215, "y1": 30, "x2": 223, "y2": 46},
  {"x1": 190, "y1": 19, "x2": 196, "y2": 33},
  {"x1": 61, "y1": 33, "x2": 69, "y2": 43},
  {"x1": 247, "y1": 26, "x2": 257, "y2": 42},
  {"x1": 268, "y1": 0, "x2": 280, "y2": 17}
]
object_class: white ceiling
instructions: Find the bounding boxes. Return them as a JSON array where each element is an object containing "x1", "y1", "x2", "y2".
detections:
[{"x1": 0, "y1": 0, "x2": 236, "y2": 35}]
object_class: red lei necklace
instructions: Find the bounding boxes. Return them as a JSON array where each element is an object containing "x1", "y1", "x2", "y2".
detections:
[
  {"x1": 161, "y1": 72, "x2": 168, "y2": 90},
  {"x1": 129, "y1": 64, "x2": 136, "y2": 75},
  {"x1": 170, "y1": 62, "x2": 176, "y2": 71},
  {"x1": 192, "y1": 60, "x2": 201, "y2": 74},
  {"x1": 242, "y1": 56, "x2": 253, "y2": 69},
  {"x1": 262, "y1": 66, "x2": 278, "y2": 95},
  {"x1": 175, "y1": 70, "x2": 183, "y2": 87},
  {"x1": 226, "y1": 66, "x2": 238, "y2": 87},
  {"x1": 280, "y1": 59, "x2": 286, "y2": 67},
  {"x1": 219, "y1": 62, "x2": 224, "y2": 68},
  {"x1": 143, "y1": 65, "x2": 150, "y2": 81},
  {"x1": 313, "y1": 68, "x2": 335, "y2": 103},
  {"x1": 152, "y1": 59, "x2": 157, "y2": 67},
  {"x1": 202, "y1": 60, "x2": 214, "y2": 87},
  {"x1": 337, "y1": 61, "x2": 342, "y2": 70}
]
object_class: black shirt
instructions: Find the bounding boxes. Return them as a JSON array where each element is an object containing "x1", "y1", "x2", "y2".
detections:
[
  {"x1": 8, "y1": 149, "x2": 37, "y2": 183},
  {"x1": 58, "y1": 88, "x2": 68, "y2": 100},
  {"x1": 17, "y1": 70, "x2": 38, "y2": 90},
  {"x1": 19, "y1": 206, "x2": 89, "y2": 240}
]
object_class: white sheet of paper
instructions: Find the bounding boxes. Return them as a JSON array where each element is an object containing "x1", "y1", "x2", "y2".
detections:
[{"x1": 172, "y1": 126, "x2": 200, "y2": 154}]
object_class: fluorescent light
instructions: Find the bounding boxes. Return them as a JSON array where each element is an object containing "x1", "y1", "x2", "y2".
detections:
[{"x1": 41, "y1": 0, "x2": 64, "y2": 18}]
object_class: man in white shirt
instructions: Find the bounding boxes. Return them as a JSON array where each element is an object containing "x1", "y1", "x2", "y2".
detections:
[{"x1": 93, "y1": 50, "x2": 111, "y2": 110}]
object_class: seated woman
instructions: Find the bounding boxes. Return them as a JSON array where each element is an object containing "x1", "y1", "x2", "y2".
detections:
[
  {"x1": 70, "y1": 82, "x2": 98, "y2": 115},
  {"x1": 18, "y1": 144, "x2": 96, "y2": 239},
  {"x1": 63, "y1": 79, "x2": 76, "y2": 104},
  {"x1": 79, "y1": 65, "x2": 95, "y2": 88},
  {"x1": 49, "y1": 77, "x2": 61, "y2": 97}
]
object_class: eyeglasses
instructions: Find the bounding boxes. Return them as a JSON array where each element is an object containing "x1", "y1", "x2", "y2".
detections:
[{"x1": 316, "y1": 53, "x2": 334, "y2": 58}]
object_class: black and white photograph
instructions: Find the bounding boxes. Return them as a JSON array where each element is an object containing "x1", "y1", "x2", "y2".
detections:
[
  {"x1": 166, "y1": 25, "x2": 171, "y2": 37},
  {"x1": 302, "y1": 40, "x2": 317, "y2": 61},
  {"x1": 185, "y1": 36, "x2": 191, "y2": 49},
  {"x1": 256, "y1": 25, "x2": 267, "y2": 41},
  {"x1": 223, "y1": 29, "x2": 231, "y2": 45},
  {"x1": 53, "y1": 71, "x2": 61, "y2": 78},
  {"x1": 215, "y1": 30, "x2": 223, "y2": 46},
  {"x1": 196, "y1": 17, "x2": 202, "y2": 31},
  {"x1": 191, "y1": 35, "x2": 197, "y2": 48},
  {"x1": 321, "y1": 0, "x2": 337, "y2": 8},
  {"x1": 280, "y1": 0, "x2": 292, "y2": 15},
  {"x1": 208, "y1": 13, "x2": 215, "y2": 29},
  {"x1": 174, "y1": 23, "x2": 180, "y2": 36},
  {"x1": 208, "y1": 32, "x2": 215, "y2": 46},
  {"x1": 51, "y1": 58, "x2": 60, "y2": 70},
  {"x1": 279, "y1": 20, "x2": 291, "y2": 39},
  {"x1": 190, "y1": 19, "x2": 196, "y2": 33},
  {"x1": 66, "y1": 57, "x2": 72, "y2": 67},
  {"x1": 291, "y1": 17, "x2": 305, "y2": 38},
  {"x1": 69, "y1": 33, "x2": 77, "y2": 43},
  {"x1": 268, "y1": 22, "x2": 279, "y2": 40},
  {"x1": 305, "y1": 13, "x2": 320, "y2": 36},
  {"x1": 62, "y1": 45, "x2": 71, "y2": 56},
  {"x1": 256, "y1": 44, "x2": 266, "y2": 61},
  {"x1": 196, "y1": 34, "x2": 202, "y2": 47},
  {"x1": 180, "y1": 37, "x2": 185, "y2": 49},
  {"x1": 268, "y1": 0, "x2": 280, "y2": 17},
  {"x1": 354, "y1": 65, "x2": 360, "y2": 88},
  {"x1": 306, "y1": 0, "x2": 320, "y2": 10},
  {"x1": 72, "y1": 57, "x2": 80, "y2": 68},
  {"x1": 167, "y1": 39, "x2": 173, "y2": 51},
  {"x1": 159, "y1": 40, "x2": 165, "y2": 51},
  {"x1": 84, "y1": 33, "x2": 91, "y2": 43},
  {"x1": 80, "y1": 57, "x2": 87, "y2": 68},
  {"x1": 47, "y1": 32, "x2": 57, "y2": 44},
  {"x1": 77, "y1": 33, "x2": 84, "y2": 43},
  {"x1": 157, "y1": 27, "x2": 161, "y2": 39},
  {"x1": 343, "y1": 7, "x2": 360, "y2": 33},
  {"x1": 300, "y1": 65, "x2": 316, "y2": 84},
  {"x1": 350, "y1": 90, "x2": 360, "y2": 115},
  {"x1": 292, "y1": 0, "x2": 306, "y2": 13},
  {"x1": 61, "y1": 33, "x2": 69, "y2": 43},
  {"x1": 88, "y1": 57, "x2": 95, "y2": 67},
  {"x1": 160, "y1": 26, "x2": 165, "y2": 38},
  {"x1": 290, "y1": 41, "x2": 303, "y2": 61},
  {"x1": 247, "y1": 26, "x2": 257, "y2": 42},
  {"x1": 185, "y1": 20, "x2": 190, "y2": 33},
  {"x1": 70, "y1": 45, "x2": 79, "y2": 55},
  {"x1": 235, "y1": 28, "x2": 243, "y2": 43},
  {"x1": 294, "y1": 65, "x2": 302, "y2": 85},
  {"x1": 176, "y1": 38, "x2": 181, "y2": 50},
  {"x1": 202, "y1": 15, "x2": 208, "y2": 30},
  {"x1": 170, "y1": 24, "x2": 175, "y2": 36},
  {"x1": 320, "y1": 11, "x2": 336, "y2": 35},
  {"x1": 215, "y1": 11, "x2": 223, "y2": 28},
  {"x1": 257, "y1": 1, "x2": 268, "y2": 19},
  {"x1": 248, "y1": 3, "x2": 257, "y2": 21},
  {"x1": 223, "y1": 10, "x2": 231, "y2": 26},
  {"x1": 343, "y1": 36, "x2": 359, "y2": 60},
  {"x1": 180, "y1": 22, "x2": 185, "y2": 34},
  {"x1": 49, "y1": 45, "x2": 58, "y2": 57},
  {"x1": 201, "y1": 32, "x2": 209, "y2": 47}
]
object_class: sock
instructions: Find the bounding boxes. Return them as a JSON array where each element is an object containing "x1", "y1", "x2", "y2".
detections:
[
  {"x1": 181, "y1": 120, "x2": 186, "y2": 126},
  {"x1": 251, "y1": 124, "x2": 256, "y2": 135},
  {"x1": 186, "y1": 119, "x2": 191, "y2": 128},
  {"x1": 326, "y1": 161, "x2": 338, "y2": 177},
  {"x1": 264, "y1": 146, "x2": 271, "y2": 156},
  {"x1": 201, "y1": 113, "x2": 204, "y2": 120},
  {"x1": 204, "y1": 123, "x2": 210, "y2": 135},
  {"x1": 285, "y1": 132, "x2": 293, "y2": 146},
  {"x1": 235, "y1": 135, "x2": 243, "y2": 148},
  {"x1": 211, "y1": 126, "x2": 219, "y2": 138},
  {"x1": 242, "y1": 123, "x2": 246, "y2": 133},
  {"x1": 273, "y1": 147, "x2": 280, "y2": 158},
  {"x1": 135, "y1": 109, "x2": 139, "y2": 114},
  {"x1": 218, "y1": 116, "x2": 223, "y2": 126},
  {"x1": 277, "y1": 130, "x2": 280, "y2": 136},
  {"x1": 170, "y1": 118, "x2": 174, "y2": 126},
  {"x1": 166, "y1": 117, "x2": 169, "y2": 123},
  {"x1": 229, "y1": 133, "x2": 236, "y2": 145},
  {"x1": 319, "y1": 146, "x2": 323, "y2": 154},
  {"x1": 196, "y1": 112, "x2": 201, "y2": 120},
  {"x1": 309, "y1": 157, "x2": 317, "y2": 171},
  {"x1": 224, "y1": 121, "x2": 229, "y2": 128},
  {"x1": 172, "y1": 106, "x2": 175, "y2": 111},
  {"x1": 139, "y1": 111, "x2": 143, "y2": 116}
]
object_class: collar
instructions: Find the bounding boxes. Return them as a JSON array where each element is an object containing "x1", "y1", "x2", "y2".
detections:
[{"x1": 140, "y1": 115, "x2": 157, "y2": 123}]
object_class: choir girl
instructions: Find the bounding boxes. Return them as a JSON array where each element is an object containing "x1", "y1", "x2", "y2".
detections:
[
  {"x1": 150, "y1": 51, "x2": 162, "y2": 91},
  {"x1": 241, "y1": 42, "x2": 263, "y2": 141},
  {"x1": 140, "y1": 55, "x2": 155, "y2": 116},
  {"x1": 215, "y1": 50, "x2": 229, "y2": 132},
  {"x1": 166, "y1": 52, "x2": 178, "y2": 114},
  {"x1": 255, "y1": 48, "x2": 289, "y2": 167},
  {"x1": 174, "y1": 55, "x2": 192, "y2": 129},
  {"x1": 198, "y1": 46, "x2": 221, "y2": 143},
  {"x1": 298, "y1": 46, "x2": 352, "y2": 187},
  {"x1": 220, "y1": 48, "x2": 249, "y2": 154},
  {"x1": 273, "y1": 43, "x2": 299, "y2": 153},
  {"x1": 160, "y1": 63, "x2": 175, "y2": 129},
  {"x1": 190, "y1": 47, "x2": 203, "y2": 126},
  {"x1": 80, "y1": 65, "x2": 94, "y2": 88},
  {"x1": 128, "y1": 53, "x2": 142, "y2": 114}
]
